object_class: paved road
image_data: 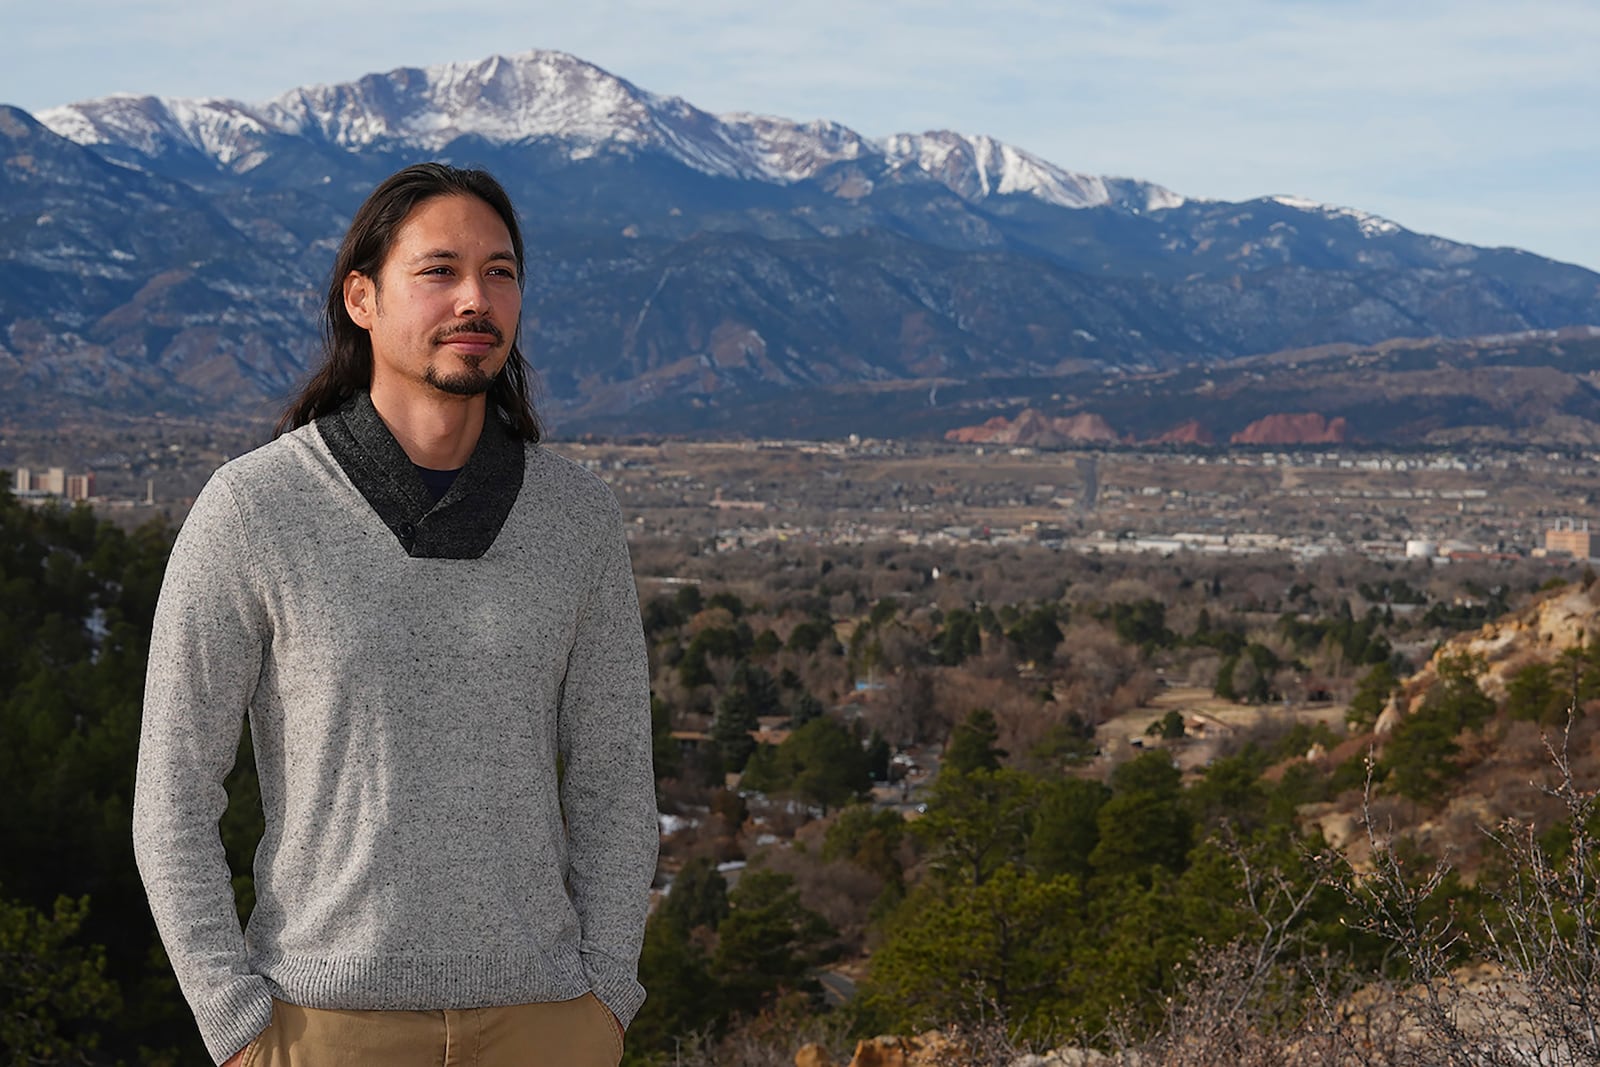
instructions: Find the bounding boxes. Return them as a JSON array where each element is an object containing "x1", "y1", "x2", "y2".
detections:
[{"x1": 817, "y1": 969, "x2": 857, "y2": 1007}]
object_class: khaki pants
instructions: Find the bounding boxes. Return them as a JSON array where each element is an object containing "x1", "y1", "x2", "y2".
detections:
[{"x1": 241, "y1": 994, "x2": 624, "y2": 1067}]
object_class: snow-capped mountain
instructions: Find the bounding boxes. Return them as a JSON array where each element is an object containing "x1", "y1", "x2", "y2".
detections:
[{"x1": 38, "y1": 50, "x2": 1179, "y2": 213}]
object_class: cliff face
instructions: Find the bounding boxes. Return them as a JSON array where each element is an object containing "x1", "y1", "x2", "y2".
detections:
[{"x1": 1229, "y1": 412, "x2": 1349, "y2": 445}]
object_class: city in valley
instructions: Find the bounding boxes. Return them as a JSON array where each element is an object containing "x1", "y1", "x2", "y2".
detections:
[{"x1": 6, "y1": 416, "x2": 1600, "y2": 566}]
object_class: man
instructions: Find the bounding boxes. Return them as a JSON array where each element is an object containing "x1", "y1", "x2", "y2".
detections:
[{"x1": 134, "y1": 163, "x2": 657, "y2": 1067}]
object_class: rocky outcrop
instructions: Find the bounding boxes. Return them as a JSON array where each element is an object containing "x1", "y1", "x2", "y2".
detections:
[
  {"x1": 795, "y1": 1044, "x2": 834, "y2": 1067},
  {"x1": 1377, "y1": 582, "x2": 1600, "y2": 733},
  {"x1": 1229, "y1": 412, "x2": 1349, "y2": 445},
  {"x1": 1286, "y1": 579, "x2": 1600, "y2": 876},
  {"x1": 1147, "y1": 419, "x2": 1214, "y2": 445},
  {"x1": 944, "y1": 410, "x2": 1122, "y2": 446}
]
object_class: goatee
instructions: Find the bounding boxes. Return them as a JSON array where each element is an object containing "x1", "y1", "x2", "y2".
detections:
[{"x1": 425, "y1": 364, "x2": 495, "y2": 396}]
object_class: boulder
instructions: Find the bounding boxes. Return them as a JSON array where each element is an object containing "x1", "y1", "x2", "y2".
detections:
[
  {"x1": 796, "y1": 1043, "x2": 835, "y2": 1067},
  {"x1": 847, "y1": 1036, "x2": 908, "y2": 1067},
  {"x1": 907, "y1": 1030, "x2": 967, "y2": 1065}
]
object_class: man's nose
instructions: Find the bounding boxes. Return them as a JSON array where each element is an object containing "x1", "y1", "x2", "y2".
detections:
[{"x1": 456, "y1": 277, "x2": 490, "y2": 316}]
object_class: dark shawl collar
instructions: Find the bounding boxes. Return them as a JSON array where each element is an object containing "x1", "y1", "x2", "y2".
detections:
[{"x1": 315, "y1": 392, "x2": 525, "y2": 560}]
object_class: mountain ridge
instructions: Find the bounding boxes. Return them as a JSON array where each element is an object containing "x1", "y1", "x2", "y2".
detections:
[
  {"x1": 5, "y1": 48, "x2": 1599, "y2": 436},
  {"x1": 35, "y1": 50, "x2": 1181, "y2": 214}
]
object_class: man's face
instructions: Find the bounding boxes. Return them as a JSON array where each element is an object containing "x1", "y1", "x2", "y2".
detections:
[{"x1": 344, "y1": 194, "x2": 522, "y2": 399}]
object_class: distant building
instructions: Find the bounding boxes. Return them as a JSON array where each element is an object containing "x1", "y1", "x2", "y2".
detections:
[
  {"x1": 710, "y1": 488, "x2": 768, "y2": 511},
  {"x1": 1546, "y1": 518, "x2": 1594, "y2": 560},
  {"x1": 1405, "y1": 539, "x2": 1437, "y2": 559},
  {"x1": 11, "y1": 466, "x2": 95, "y2": 501}
]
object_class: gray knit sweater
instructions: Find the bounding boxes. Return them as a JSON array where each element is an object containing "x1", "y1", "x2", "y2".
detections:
[{"x1": 134, "y1": 396, "x2": 658, "y2": 1064}]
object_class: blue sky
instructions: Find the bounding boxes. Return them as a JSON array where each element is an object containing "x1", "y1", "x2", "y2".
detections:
[{"x1": 2, "y1": 0, "x2": 1595, "y2": 270}]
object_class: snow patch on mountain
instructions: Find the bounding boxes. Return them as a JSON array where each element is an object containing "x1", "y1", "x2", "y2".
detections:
[
  {"x1": 718, "y1": 114, "x2": 874, "y2": 183},
  {"x1": 1269, "y1": 194, "x2": 1403, "y2": 238},
  {"x1": 880, "y1": 131, "x2": 1184, "y2": 212}
]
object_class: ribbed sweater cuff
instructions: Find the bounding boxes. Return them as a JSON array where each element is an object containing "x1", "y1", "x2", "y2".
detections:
[
  {"x1": 583, "y1": 951, "x2": 647, "y2": 1028},
  {"x1": 195, "y1": 976, "x2": 274, "y2": 1065}
]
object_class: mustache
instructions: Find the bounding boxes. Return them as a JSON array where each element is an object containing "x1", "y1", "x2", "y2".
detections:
[{"x1": 434, "y1": 320, "x2": 505, "y2": 345}]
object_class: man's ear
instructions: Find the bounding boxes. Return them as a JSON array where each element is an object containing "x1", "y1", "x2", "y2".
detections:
[{"x1": 344, "y1": 271, "x2": 376, "y2": 329}]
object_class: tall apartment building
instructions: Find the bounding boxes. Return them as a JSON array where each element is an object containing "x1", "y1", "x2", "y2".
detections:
[{"x1": 1546, "y1": 518, "x2": 1594, "y2": 560}]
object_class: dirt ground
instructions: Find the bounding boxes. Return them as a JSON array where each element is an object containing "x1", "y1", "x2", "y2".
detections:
[{"x1": 1098, "y1": 684, "x2": 1350, "y2": 772}]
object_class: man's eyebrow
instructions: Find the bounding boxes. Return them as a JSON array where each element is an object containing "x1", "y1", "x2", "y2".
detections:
[{"x1": 407, "y1": 249, "x2": 518, "y2": 265}]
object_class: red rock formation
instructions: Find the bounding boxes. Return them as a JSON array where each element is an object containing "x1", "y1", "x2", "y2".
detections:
[
  {"x1": 1230, "y1": 412, "x2": 1348, "y2": 445},
  {"x1": 1049, "y1": 412, "x2": 1121, "y2": 443},
  {"x1": 943, "y1": 409, "x2": 1121, "y2": 445},
  {"x1": 1148, "y1": 419, "x2": 1215, "y2": 445},
  {"x1": 943, "y1": 415, "x2": 1016, "y2": 443}
]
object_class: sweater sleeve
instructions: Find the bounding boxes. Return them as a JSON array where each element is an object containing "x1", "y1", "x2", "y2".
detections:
[
  {"x1": 134, "y1": 473, "x2": 275, "y2": 1064},
  {"x1": 556, "y1": 498, "x2": 658, "y2": 1028}
]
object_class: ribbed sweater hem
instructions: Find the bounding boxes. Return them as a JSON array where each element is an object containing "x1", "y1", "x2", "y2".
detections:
[{"x1": 257, "y1": 950, "x2": 593, "y2": 1012}]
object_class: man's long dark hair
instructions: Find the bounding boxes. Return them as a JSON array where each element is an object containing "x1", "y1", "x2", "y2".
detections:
[{"x1": 275, "y1": 163, "x2": 542, "y2": 440}]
